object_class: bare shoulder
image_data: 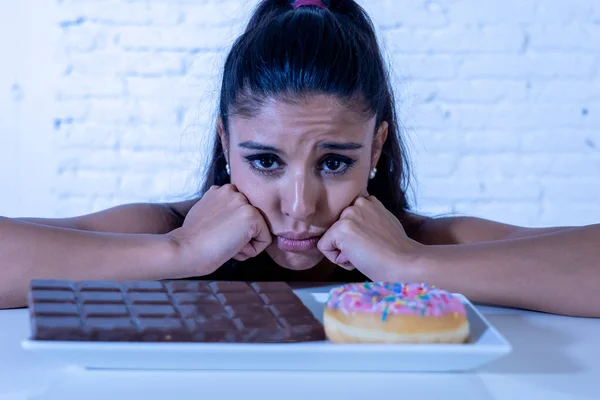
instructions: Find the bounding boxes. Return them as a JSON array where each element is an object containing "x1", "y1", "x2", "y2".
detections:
[
  {"x1": 18, "y1": 198, "x2": 201, "y2": 235},
  {"x1": 402, "y1": 211, "x2": 575, "y2": 245}
]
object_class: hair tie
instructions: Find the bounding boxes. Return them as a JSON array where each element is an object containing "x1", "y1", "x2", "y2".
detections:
[{"x1": 293, "y1": 0, "x2": 327, "y2": 10}]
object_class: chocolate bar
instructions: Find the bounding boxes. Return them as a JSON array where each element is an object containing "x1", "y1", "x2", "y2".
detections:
[{"x1": 28, "y1": 280, "x2": 325, "y2": 343}]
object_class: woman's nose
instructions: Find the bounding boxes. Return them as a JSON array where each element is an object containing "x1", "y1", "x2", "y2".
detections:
[{"x1": 281, "y1": 173, "x2": 318, "y2": 221}]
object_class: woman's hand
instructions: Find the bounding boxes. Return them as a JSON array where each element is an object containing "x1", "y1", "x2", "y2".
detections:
[
  {"x1": 317, "y1": 194, "x2": 424, "y2": 281},
  {"x1": 167, "y1": 184, "x2": 272, "y2": 276}
]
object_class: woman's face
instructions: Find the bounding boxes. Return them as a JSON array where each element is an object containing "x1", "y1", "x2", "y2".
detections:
[{"x1": 221, "y1": 94, "x2": 388, "y2": 270}]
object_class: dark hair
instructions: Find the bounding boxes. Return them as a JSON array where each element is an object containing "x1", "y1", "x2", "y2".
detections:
[{"x1": 201, "y1": 0, "x2": 412, "y2": 221}]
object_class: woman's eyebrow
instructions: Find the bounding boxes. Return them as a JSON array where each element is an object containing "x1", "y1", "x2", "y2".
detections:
[
  {"x1": 318, "y1": 142, "x2": 363, "y2": 151},
  {"x1": 238, "y1": 141, "x2": 284, "y2": 154},
  {"x1": 238, "y1": 141, "x2": 363, "y2": 154}
]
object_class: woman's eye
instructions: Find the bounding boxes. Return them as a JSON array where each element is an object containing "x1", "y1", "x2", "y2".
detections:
[
  {"x1": 318, "y1": 155, "x2": 356, "y2": 175},
  {"x1": 253, "y1": 156, "x2": 279, "y2": 170},
  {"x1": 322, "y1": 157, "x2": 346, "y2": 172}
]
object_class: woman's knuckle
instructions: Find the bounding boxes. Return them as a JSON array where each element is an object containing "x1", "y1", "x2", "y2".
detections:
[
  {"x1": 341, "y1": 207, "x2": 357, "y2": 219},
  {"x1": 240, "y1": 204, "x2": 257, "y2": 218},
  {"x1": 355, "y1": 197, "x2": 368, "y2": 206},
  {"x1": 340, "y1": 219, "x2": 355, "y2": 232}
]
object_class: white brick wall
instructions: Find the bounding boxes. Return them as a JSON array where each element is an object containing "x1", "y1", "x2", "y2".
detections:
[{"x1": 1, "y1": 0, "x2": 599, "y2": 227}]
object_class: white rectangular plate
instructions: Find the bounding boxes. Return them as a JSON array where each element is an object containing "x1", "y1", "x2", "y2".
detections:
[{"x1": 21, "y1": 284, "x2": 511, "y2": 372}]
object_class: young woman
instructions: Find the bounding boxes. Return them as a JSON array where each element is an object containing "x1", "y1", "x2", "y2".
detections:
[{"x1": 1, "y1": 0, "x2": 598, "y2": 317}]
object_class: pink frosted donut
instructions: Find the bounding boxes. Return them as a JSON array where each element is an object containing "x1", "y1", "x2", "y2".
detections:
[{"x1": 323, "y1": 282, "x2": 469, "y2": 344}]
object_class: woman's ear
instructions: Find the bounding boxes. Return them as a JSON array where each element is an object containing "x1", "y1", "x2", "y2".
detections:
[
  {"x1": 217, "y1": 117, "x2": 228, "y2": 162},
  {"x1": 371, "y1": 121, "x2": 389, "y2": 169}
]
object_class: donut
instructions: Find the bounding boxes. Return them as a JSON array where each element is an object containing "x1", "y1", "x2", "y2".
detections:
[{"x1": 323, "y1": 282, "x2": 469, "y2": 344}]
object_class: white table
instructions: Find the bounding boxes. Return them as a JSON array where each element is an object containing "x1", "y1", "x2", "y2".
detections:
[{"x1": 1, "y1": 305, "x2": 599, "y2": 400}]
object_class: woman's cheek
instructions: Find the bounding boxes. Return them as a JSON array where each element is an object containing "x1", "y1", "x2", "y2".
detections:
[
  {"x1": 237, "y1": 183, "x2": 278, "y2": 228},
  {"x1": 325, "y1": 183, "x2": 363, "y2": 218}
]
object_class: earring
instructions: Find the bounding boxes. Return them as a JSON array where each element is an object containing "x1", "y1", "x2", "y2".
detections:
[
  {"x1": 369, "y1": 168, "x2": 377, "y2": 179},
  {"x1": 225, "y1": 163, "x2": 231, "y2": 175}
]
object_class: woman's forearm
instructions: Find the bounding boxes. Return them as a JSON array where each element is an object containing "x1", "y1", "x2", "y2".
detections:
[
  {"x1": 412, "y1": 224, "x2": 600, "y2": 318},
  {"x1": 0, "y1": 217, "x2": 180, "y2": 309}
]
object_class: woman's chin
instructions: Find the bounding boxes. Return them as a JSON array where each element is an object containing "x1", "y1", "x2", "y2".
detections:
[{"x1": 266, "y1": 246, "x2": 324, "y2": 271}]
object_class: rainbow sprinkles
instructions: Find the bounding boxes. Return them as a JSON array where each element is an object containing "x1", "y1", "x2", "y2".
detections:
[{"x1": 326, "y1": 282, "x2": 467, "y2": 321}]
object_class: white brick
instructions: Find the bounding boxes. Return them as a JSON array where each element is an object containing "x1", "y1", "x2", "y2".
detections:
[
  {"x1": 418, "y1": 177, "x2": 542, "y2": 201},
  {"x1": 119, "y1": 126, "x2": 183, "y2": 149},
  {"x1": 393, "y1": 55, "x2": 459, "y2": 80},
  {"x1": 69, "y1": 51, "x2": 184, "y2": 76},
  {"x1": 539, "y1": 202, "x2": 599, "y2": 226},
  {"x1": 85, "y1": 99, "x2": 138, "y2": 125},
  {"x1": 60, "y1": 125, "x2": 178, "y2": 151},
  {"x1": 402, "y1": 104, "x2": 453, "y2": 130},
  {"x1": 528, "y1": 25, "x2": 600, "y2": 52},
  {"x1": 527, "y1": 80, "x2": 600, "y2": 103},
  {"x1": 455, "y1": 154, "x2": 600, "y2": 179},
  {"x1": 542, "y1": 178, "x2": 600, "y2": 203},
  {"x1": 386, "y1": 26, "x2": 524, "y2": 54},
  {"x1": 58, "y1": 148, "x2": 121, "y2": 172},
  {"x1": 137, "y1": 101, "x2": 186, "y2": 127},
  {"x1": 463, "y1": 131, "x2": 521, "y2": 152},
  {"x1": 471, "y1": 180, "x2": 542, "y2": 201},
  {"x1": 407, "y1": 130, "x2": 463, "y2": 154},
  {"x1": 408, "y1": 80, "x2": 528, "y2": 104},
  {"x1": 126, "y1": 76, "x2": 209, "y2": 99},
  {"x1": 593, "y1": 2, "x2": 600, "y2": 20},
  {"x1": 454, "y1": 154, "x2": 548, "y2": 179},
  {"x1": 459, "y1": 54, "x2": 596, "y2": 79},
  {"x1": 58, "y1": 0, "x2": 113, "y2": 3},
  {"x1": 125, "y1": 52, "x2": 185, "y2": 76},
  {"x1": 182, "y1": 2, "x2": 246, "y2": 27},
  {"x1": 121, "y1": 149, "x2": 190, "y2": 172},
  {"x1": 520, "y1": 130, "x2": 600, "y2": 153},
  {"x1": 58, "y1": 148, "x2": 179, "y2": 172},
  {"x1": 447, "y1": 104, "x2": 596, "y2": 130},
  {"x1": 54, "y1": 100, "x2": 90, "y2": 123},
  {"x1": 61, "y1": 25, "x2": 112, "y2": 52},
  {"x1": 547, "y1": 155, "x2": 600, "y2": 178},
  {"x1": 118, "y1": 26, "x2": 237, "y2": 51},
  {"x1": 130, "y1": 0, "x2": 225, "y2": 3},
  {"x1": 68, "y1": 51, "x2": 126, "y2": 76},
  {"x1": 62, "y1": 124, "x2": 120, "y2": 148},
  {"x1": 367, "y1": 1, "x2": 448, "y2": 28},
  {"x1": 444, "y1": 0, "x2": 537, "y2": 24},
  {"x1": 56, "y1": 170, "x2": 120, "y2": 196},
  {"x1": 185, "y1": 52, "x2": 224, "y2": 78},
  {"x1": 412, "y1": 153, "x2": 458, "y2": 177},
  {"x1": 535, "y1": 0, "x2": 599, "y2": 23},
  {"x1": 119, "y1": 170, "x2": 191, "y2": 198},
  {"x1": 60, "y1": 1, "x2": 182, "y2": 25},
  {"x1": 57, "y1": 75, "x2": 125, "y2": 98}
]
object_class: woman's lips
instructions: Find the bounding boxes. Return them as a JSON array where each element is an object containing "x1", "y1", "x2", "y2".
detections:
[{"x1": 275, "y1": 236, "x2": 321, "y2": 252}]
